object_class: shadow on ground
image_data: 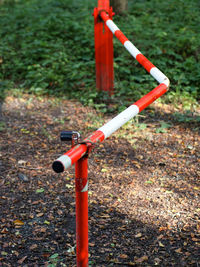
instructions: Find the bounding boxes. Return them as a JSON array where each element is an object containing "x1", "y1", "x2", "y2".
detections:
[
  {"x1": 0, "y1": 95, "x2": 199, "y2": 266},
  {"x1": 0, "y1": 182, "x2": 199, "y2": 266}
]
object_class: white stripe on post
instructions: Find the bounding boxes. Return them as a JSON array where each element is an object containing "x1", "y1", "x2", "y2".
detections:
[
  {"x1": 81, "y1": 182, "x2": 89, "y2": 192},
  {"x1": 124, "y1": 41, "x2": 141, "y2": 59},
  {"x1": 56, "y1": 155, "x2": 72, "y2": 170},
  {"x1": 98, "y1": 105, "x2": 139, "y2": 139},
  {"x1": 106, "y1": 19, "x2": 119, "y2": 34},
  {"x1": 162, "y1": 78, "x2": 170, "y2": 87},
  {"x1": 150, "y1": 67, "x2": 168, "y2": 84}
]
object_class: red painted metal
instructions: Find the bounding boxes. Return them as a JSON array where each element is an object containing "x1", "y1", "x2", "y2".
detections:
[
  {"x1": 114, "y1": 30, "x2": 128, "y2": 45},
  {"x1": 53, "y1": 6, "x2": 170, "y2": 266},
  {"x1": 136, "y1": 54, "x2": 155, "y2": 73},
  {"x1": 133, "y1": 83, "x2": 167, "y2": 112},
  {"x1": 93, "y1": 0, "x2": 114, "y2": 94},
  {"x1": 75, "y1": 156, "x2": 88, "y2": 267}
]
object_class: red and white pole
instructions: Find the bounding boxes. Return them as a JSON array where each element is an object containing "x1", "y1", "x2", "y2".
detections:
[
  {"x1": 52, "y1": 7, "x2": 170, "y2": 266},
  {"x1": 75, "y1": 156, "x2": 88, "y2": 267},
  {"x1": 93, "y1": 0, "x2": 114, "y2": 94},
  {"x1": 100, "y1": 11, "x2": 169, "y2": 86}
]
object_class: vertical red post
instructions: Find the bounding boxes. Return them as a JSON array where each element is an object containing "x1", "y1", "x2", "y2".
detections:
[
  {"x1": 75, "y1": 156, "x2": 88, "y2": 267},
  {"x1": 93, "y1": 0, "x2": 114, "y2": 95}
]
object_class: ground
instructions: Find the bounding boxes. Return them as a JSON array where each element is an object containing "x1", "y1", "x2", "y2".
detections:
[{"x1": 0, "y1": 94, "x2": 199, "y2": 266}]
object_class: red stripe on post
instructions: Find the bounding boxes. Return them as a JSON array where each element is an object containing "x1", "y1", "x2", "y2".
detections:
[
  {"x1": 136, "y1": 54, "x2": 155, "y2": 73},
  {"x1": 98, "y1": 0, "x2": 109, "y2": 11},
  {"x1": 115, "y1": 30, "x2": 128, "y2": 45},
  {"x1": 66, "y1": 145, "x2": 87, "y2": 165},
  {"x1": 86, "y1": 130, "x2": 105, "y2": 143},
  {"x1": 134, "y1": 83, "x2": 167, "y2": 112},
  {"x1": 63, "y1": 131, "x2": 105, "y2": 166},
  {"x1": 94, "y1": 9, "x2": 114, "y2": 94},
  {"x1": 75, "y1": 157, "x2": 88, "y2": 266}
]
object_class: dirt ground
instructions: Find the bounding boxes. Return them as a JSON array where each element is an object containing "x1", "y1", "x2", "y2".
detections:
[{"x1": 0, "y1": 94, "x2": 199, "y2": 266}]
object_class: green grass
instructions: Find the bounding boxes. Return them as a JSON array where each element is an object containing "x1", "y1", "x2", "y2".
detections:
[{"x1": 0, "y1": 0, "x2": 199, "y2": 111}]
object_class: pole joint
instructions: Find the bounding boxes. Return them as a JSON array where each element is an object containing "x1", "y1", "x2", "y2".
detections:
[
  {"x1": 79, "y1": 141, "x2": 95, "y2": 158},
  {"x1": 60, "y1": 130, "x2": 95, "y2": 159}
]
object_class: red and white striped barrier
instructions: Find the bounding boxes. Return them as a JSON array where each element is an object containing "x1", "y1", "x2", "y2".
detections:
[
  {"x1": 53, "y1": 6, "x2": 170, "y2": 266},
  {"x1": 100, "y1": 11, "x2": 169, "y2": 87},
  {"x1": 53, "y1": 82, "x2": 167, "y2": 172},
  {"x1": 53, "y1": 12, "x2": 169, "y2": 173}
]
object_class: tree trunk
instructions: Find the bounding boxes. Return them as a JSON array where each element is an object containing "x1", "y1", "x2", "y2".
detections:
[{"x1": 110, "y1": 0, "x2": 128, "y2": 15}]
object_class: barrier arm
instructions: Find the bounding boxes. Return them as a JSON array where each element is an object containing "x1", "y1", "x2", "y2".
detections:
[
  {"x1": 52, "y1": 11, "x2": 170, "y2": 267},
  {"x1": 52, "y1": 12, "x2": 170, "y2": 174}
]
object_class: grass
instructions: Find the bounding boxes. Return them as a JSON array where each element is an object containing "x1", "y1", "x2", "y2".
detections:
[{"x1": 0, "y1": 0, "x2": 199, "y2": 112}]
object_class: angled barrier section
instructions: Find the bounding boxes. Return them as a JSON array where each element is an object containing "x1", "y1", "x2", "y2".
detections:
[
  {"x1": 52, "y1": 2, "x2": 170, "y2": 267},
  {"x1": 101, "y1": 11, "x2": 169, "y2": 88},
  {"x1": 53, "y1": 18, "x2": 170, "y2": 172}
]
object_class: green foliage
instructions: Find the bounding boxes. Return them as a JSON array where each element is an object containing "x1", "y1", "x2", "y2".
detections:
[
  {"x1": 156, "y1": 122, "x2": 172, "y2": 133},
  {"x1": 173, "y1": 111, "x2": 200, "y2": 123},
  {"x1": 0, "y1": 121, "x2": 6, "y2": 131},
  {"x1": 0, "y1": 0, "x2": 95, "y2": 97},
  {"x1": 0, "y1": 0, "x2": 199, "y2": 108},
  {"x1": 115, "y1": 0, "x2": 200, "y2": 101}
]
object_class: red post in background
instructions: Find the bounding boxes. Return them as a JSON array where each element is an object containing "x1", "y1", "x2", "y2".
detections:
[
  {"x1": 93, "y1": 0, "x2": 114, "y2": 95},
  {"x1": 75, "y1": 156, "x2": 88, "y2": 267}
]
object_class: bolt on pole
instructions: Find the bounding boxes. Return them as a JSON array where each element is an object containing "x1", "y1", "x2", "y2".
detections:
[{"x1": 93, "y1": 0, "x2": 114, "y2": 95}]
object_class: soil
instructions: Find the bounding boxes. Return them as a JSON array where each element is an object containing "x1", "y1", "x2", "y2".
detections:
[{"x1": 0, "y1": 94, "x2": 199, "y2": 266}]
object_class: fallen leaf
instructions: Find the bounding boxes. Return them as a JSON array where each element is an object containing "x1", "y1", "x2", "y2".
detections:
[
  {"x1": 66, "y1": 184, "x2": 73, "y2": 189},
  {"x1": 120, "y1": 254, "x2": 128, "y2": 259},
  {"x1": 135, "y1": 233, "x2": 142, "y2": 238},
  {"x1": 36, "y1": 188, "x2": 45, "y2": 193},
  {"x1": 40, "y1": 227, "x2": 46, "y2": 233},
  {"x1": 42, "y1": 253, "x2": 50, "y2": 258},
  {"x1": 154, "y1": 257, "x2": 161, "y2": 264},
  {"x1": 175, "y1": 248, "x2": 182, "y2": 253},
  {"x1": 165, "y1": 190, "x2": 173, "y2": 194},
  {"x1": 50, "y1": 253, "x2": 59, "y2": 259},
  {"x1": 13, "y1": 220, "x2": 24, "y2": 226},
  {"x1": 145, "y1": 180, "x2": 153, "y2": 184},
  {"x1": 29, "y1": 244, "x2": 38, "y2": 250},
  {"x1": 132, "y1": 161, "x2": 141, "y2": 169},
  {"x1": 1, "y1": 228, "x2": 8, "y2": 234},
  {"x1": 135, "y1": 255, "x2": 148, "y2": 263},
  {"x1": 36, "y1": 213, "x2": 44, "y2": 217},
  {"x1": 18, "y1": 256, "x2": 27, "y2": 264},
  {"x1": 159, "y1": 241, "x2": 165, "y2": 247},
  {"x1": 159, "y1": 226, "x2": 169, "y2": 231},
  {"x1": 18, "y1": 160, "x2": 27, "y2": 165},
  {"x1": 193, "y1": 187, "x2": 200, "y2": 191}
]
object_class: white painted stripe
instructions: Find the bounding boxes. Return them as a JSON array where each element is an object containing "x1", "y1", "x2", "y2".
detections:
[
  {"x1": 81, "y1": 181, "x2": 88, "y2": 192},
  {"x1": 98, "y1": 105, "x2": 139, "y2": 139},
  {"x1": 56, "y1": 155, "x2": 72, "y2": 170},
  {"x1": 162, "y1": 78, "x2": 170, "y2": 88},
  {"x1": 124, "y1": 41, "x2": 141, "y2": 59},
  {"x1": 150, "y1": 67, "x2": 168, "y2": 84},
  {"x1": 106, "y1": 19, "x2": 119, "y2": 34}
]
